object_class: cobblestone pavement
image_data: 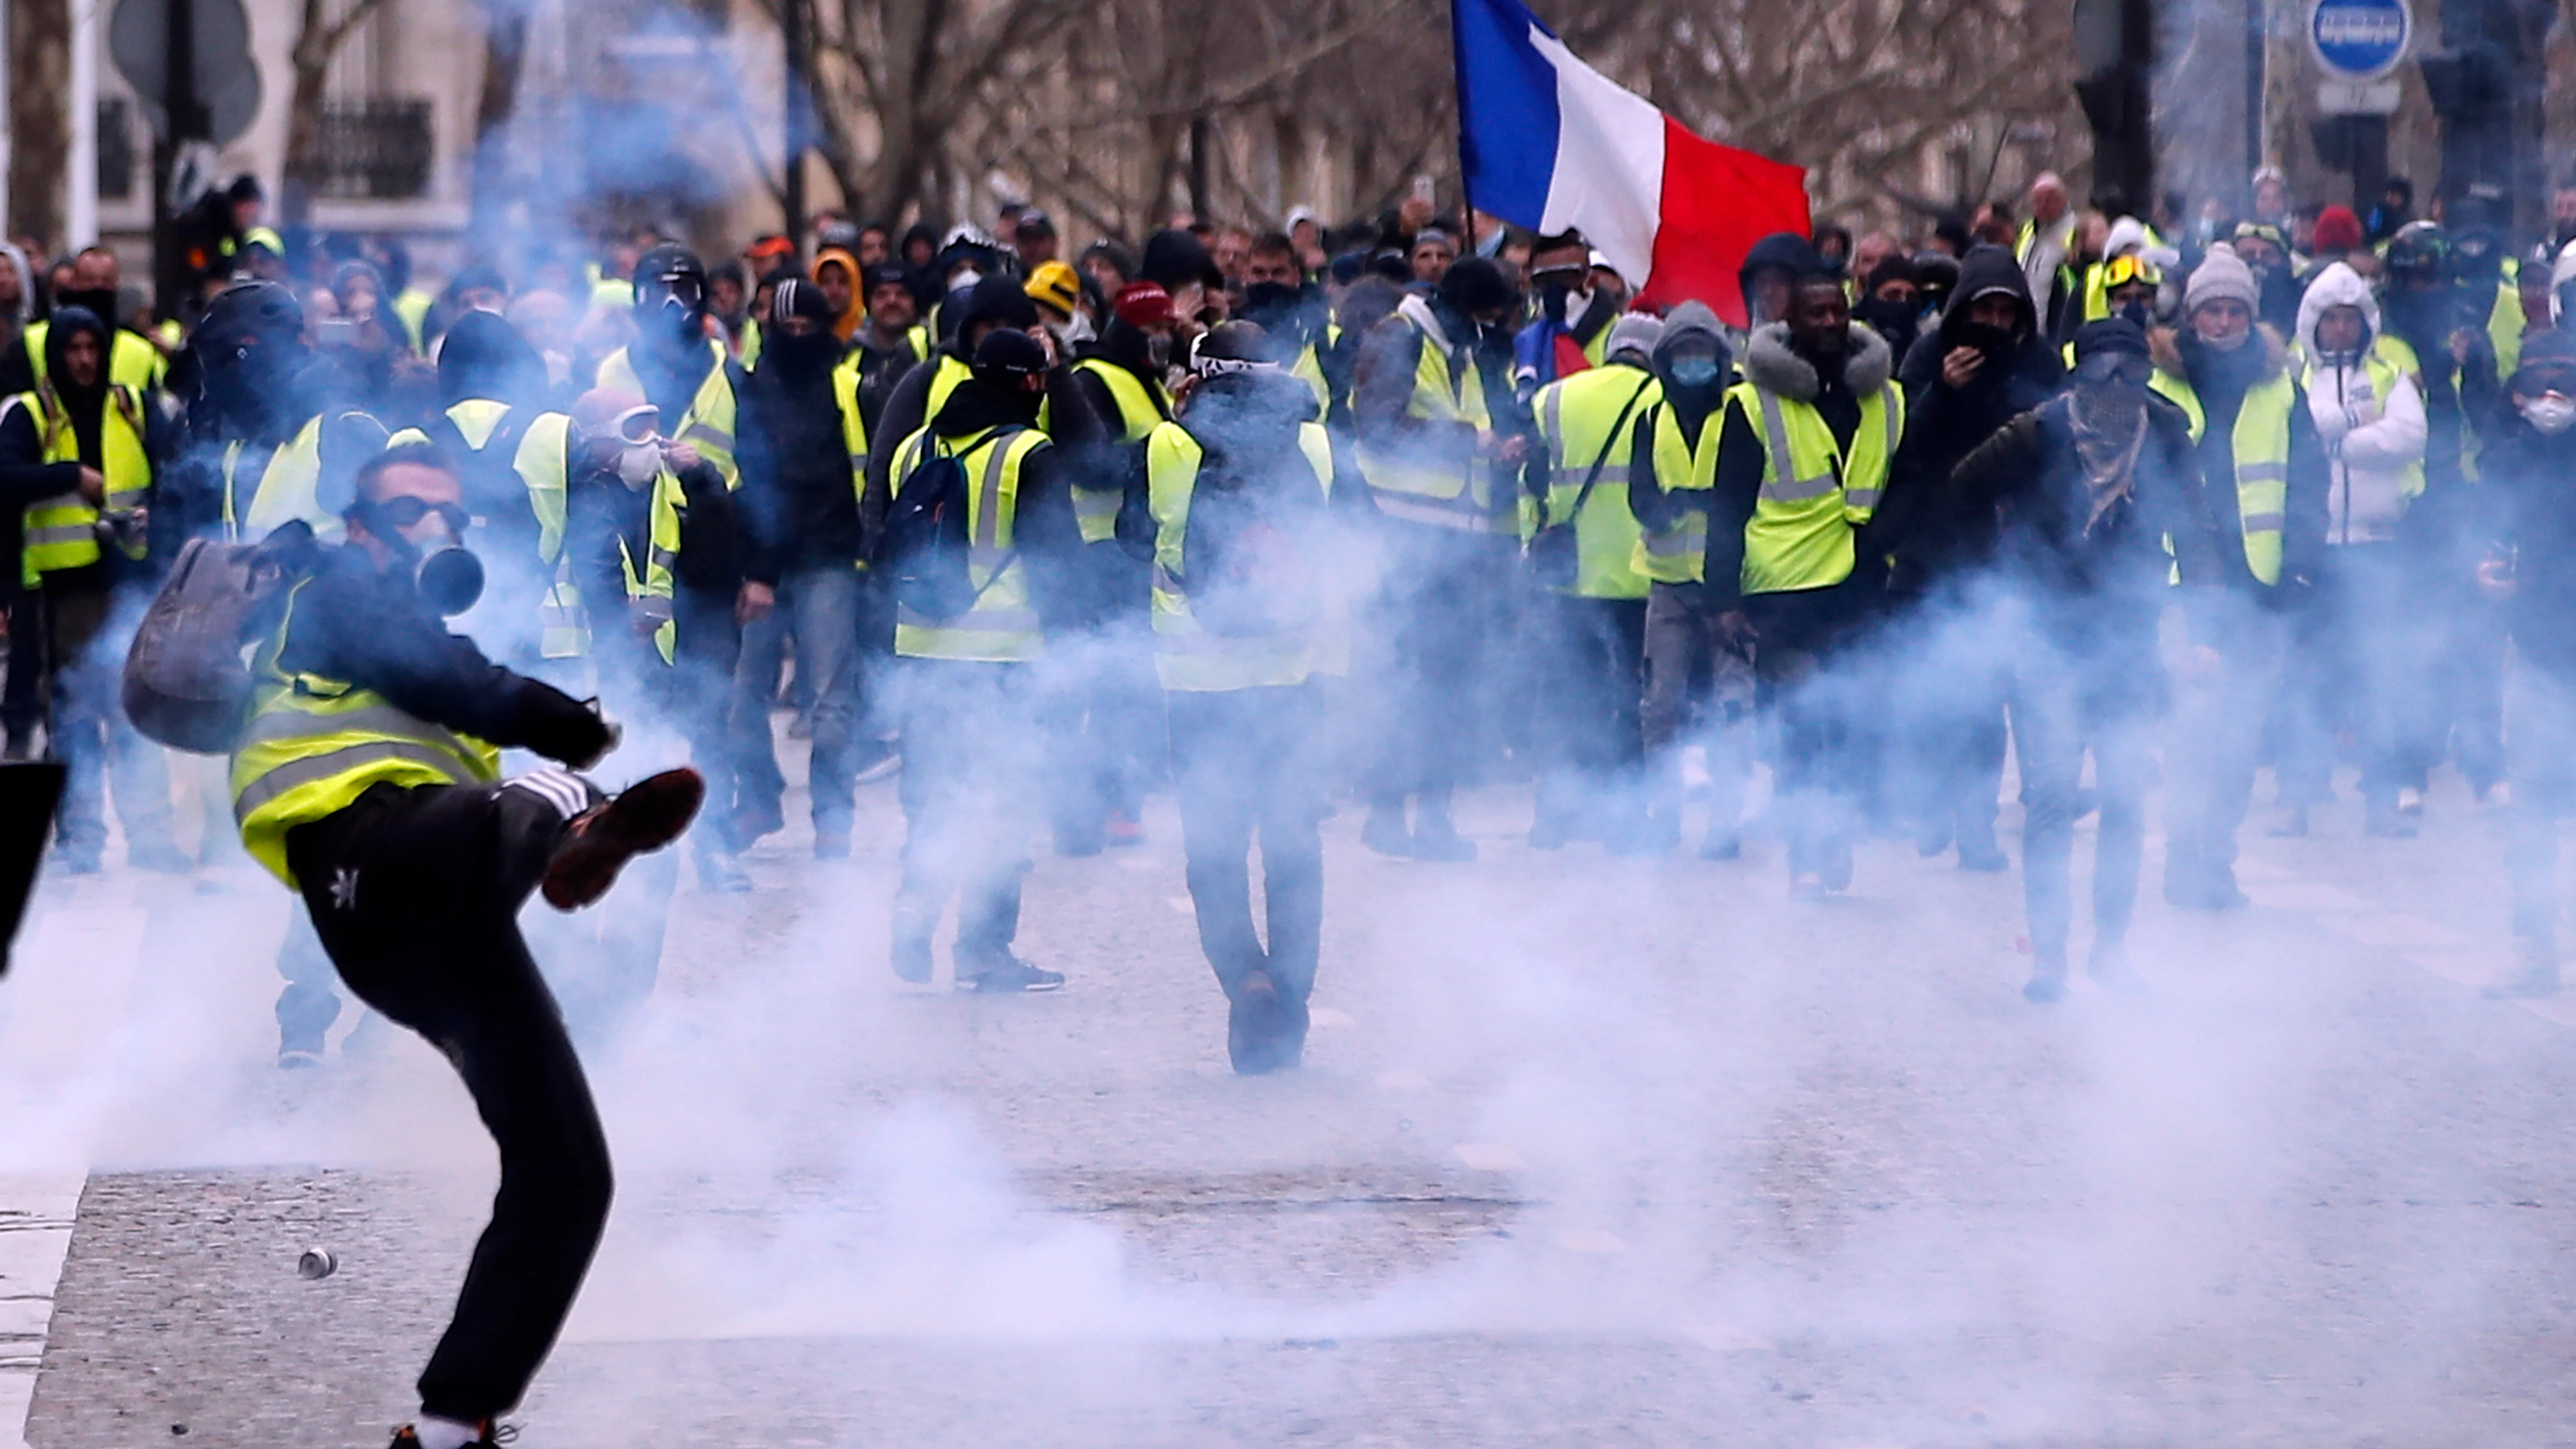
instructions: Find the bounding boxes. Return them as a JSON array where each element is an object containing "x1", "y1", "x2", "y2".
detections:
[{"x1": 7, "y1": 738, "x2": 2576, "y2": 1447}]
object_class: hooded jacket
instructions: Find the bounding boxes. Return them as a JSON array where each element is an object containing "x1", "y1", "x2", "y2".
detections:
[
  {"x1": 1620, "y1": 301, "x2": 1727, "y2": 538},
  {"x1": 738, "y1": 294, "x2": 864, "y2": 583},
  {"x1": 1704, "y1": 318, "x2": 1895, "y2": 609},
  {"x1": 2294, "y1": 262, "x2": 2426, "y2": 546},
  {"x1": 1887, "y1": 244, "x2": 2064, "y2": 580},
  {"x1": 812, "y1": 248, "x2": 866, "y2": 344},
  {"x1": 2480, "y1": 405, "x2": 2576, "y2": 675},
  {"x1": 0, "y1": 307, "x2": 170, "y2": 589}
]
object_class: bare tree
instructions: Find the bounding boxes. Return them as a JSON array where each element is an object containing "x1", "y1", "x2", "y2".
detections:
[
  {"x1": 279, "y1": 0, "x2": 398, "y2": 224},
  {"x1": 8, "y1": 0, "x2": 71, "y2": 250}
]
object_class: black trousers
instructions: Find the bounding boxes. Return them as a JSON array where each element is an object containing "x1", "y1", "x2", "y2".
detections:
[
  {"x1": 895, "y1": 660, "x2": 1035, "y2": 959},
  {"x1": 285, "y1": 777, "x2": 610, "y2": 1423},
  {"x1": 1532, "y1": 594, "x2": 1648, "y2": 828},
  {"x1": 1168, "y1": 685, "x2": 1329, "y2": 1003}
]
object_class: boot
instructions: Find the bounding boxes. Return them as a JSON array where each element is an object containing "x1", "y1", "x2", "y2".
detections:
[{"x1": 2023, "y1": 946, "x2": 2069, "y2": 1003}]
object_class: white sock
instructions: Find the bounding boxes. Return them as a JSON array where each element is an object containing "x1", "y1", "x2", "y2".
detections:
[{"x1": 413, "y1": 1415, "x2": 483, "y2": 1449}]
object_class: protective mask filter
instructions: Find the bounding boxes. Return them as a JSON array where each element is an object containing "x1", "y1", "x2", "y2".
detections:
[
  {"x1": 415, "y1": 540, "x2": 485, "y2": 616},
  {"x1": 2523, "y1": 392, "x2": 2576, "y2": 435}
]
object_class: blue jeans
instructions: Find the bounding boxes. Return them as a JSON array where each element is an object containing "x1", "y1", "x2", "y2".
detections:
[{"x1": 731, "y1": 566, "x2": 866, "y2": 831}]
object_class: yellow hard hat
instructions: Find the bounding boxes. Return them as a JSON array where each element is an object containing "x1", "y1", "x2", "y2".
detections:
[{"x1": 1024, "y1": 260, "x2": 1081, "y2": 319}]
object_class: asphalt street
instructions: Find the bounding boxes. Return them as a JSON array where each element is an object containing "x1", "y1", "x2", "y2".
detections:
[{"x1": 5, "y1": 731, "x2": 2576, "y2": 1447}]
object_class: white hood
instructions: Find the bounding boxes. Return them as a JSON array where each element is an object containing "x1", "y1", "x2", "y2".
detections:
[
  {"x1": 2296, "y1": 261, "x2": 2379, "y2": 361},
  {"x1": 2550, "y1": 240, "x2": 2576, "y2": 323}
]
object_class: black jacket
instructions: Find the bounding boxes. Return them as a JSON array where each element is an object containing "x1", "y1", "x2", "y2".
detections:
[
  {"x1": 861, "y1": 344, "x2": 1101, "y2": 561},
  {"x1": 920, "y1": 378, "x2": 1086, "y2": 634},
  {"x1": 2481, "y1": 415, "x2": 2576, "y2": 677},
  {"x1": 1886, "y1": 246, "x2": 2064, "y2": 581},
  {"x1": 1704, "y1": 321, "x2": 1893, "y2": 610},
  {"x1": 276, "y1": 544, "x2": 609, "y2": 764},
  {"x1": 736, "y1": 351, "x2": 861, "y2": 583},
  {"x1": 1948, "y1": 392, "x2": 2223, "y2": 654}
]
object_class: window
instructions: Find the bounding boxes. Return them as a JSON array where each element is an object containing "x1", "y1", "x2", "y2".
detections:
[
  {"x1": 98, "y1": 99, "x2": 134, "y2": 201},
  {"x1": 317, "y1": 100, "x2": 435, "y2": 199}
]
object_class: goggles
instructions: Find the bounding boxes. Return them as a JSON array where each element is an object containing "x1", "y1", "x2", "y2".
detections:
[
  {"x1": 364, "y1": 496, "x2": 470, "y2": 535},
  {"x1": 607, "y1": 403, "x2": 663, "y2": 445},
  {"x1": 2101, "y1": 254, "x2": 2163, "y2": 291}
]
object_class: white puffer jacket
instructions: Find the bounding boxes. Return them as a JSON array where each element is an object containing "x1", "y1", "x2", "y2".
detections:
[{"x1": 2296, "y1": 262, "x2": 2427, "y2": 545}]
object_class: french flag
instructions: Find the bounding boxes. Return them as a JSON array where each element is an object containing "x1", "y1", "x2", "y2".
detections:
[{"x1": 1454, "y1": 0, "x2": 1811, "y2": 329}]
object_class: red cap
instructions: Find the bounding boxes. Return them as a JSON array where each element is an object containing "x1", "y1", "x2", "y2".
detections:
[
  {"x1": 1114, "y1": 281, "x2": 1175, "y2": 329},
  {"x1": 745, "y1": 234, "x2": 796, "y2": 262},
  {"x1": 2312, "y1": 205, "x2": 2364, "y2": 254}
]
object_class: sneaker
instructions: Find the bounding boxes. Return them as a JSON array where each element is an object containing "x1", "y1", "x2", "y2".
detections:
[
  {"x1": 1955, "y1": 835, "x2": 2009, "y2": 872},
  {"x1": 127, "y1": 841, "x2": 192, "y2": 874},
  {"x1": 1410, "y1": 812, "x2": 1477, "y2": 862},
  {"x1": 2023, "y1": 950, "x2": 2068, "y2": 1004},
  {"x1": 542, "y1": 768, "x2": 706, "y2": 909},
  {"x1": 54, "y1": 851, "x2": 100, "y2": 876},
  {"x1": 2398, "y1": 786, "x2": 2425, "y2": 817},
  {"x1": 1818, "y1": 836, "x2": 1854, "y2": 893},
  {"x1": 277, "y1": 1045, "x2": 324, "y2": 1070},
  {"x1": 1227, "y1": 970, "x2": 1308, "y2": 1075},
  {"x1": 1360, "y1": 806, "x2": 1412, "y2": 859},
  {"x1": 387, "y1": 1423, "x2": 506, "y2": 1449},
  {"x1": 2363, "y1": 797, "x2": 2418, "y2": 838},
  {"x1": 731, "y1": 797, "x2": 786, "y2": 848},
  {"x1": 956, "y1": 952, "x2": 1065, "y2": 993},
  {"x1": 1103, "y1": 811, "x2": 1145, "y2": 848},
  {"x1": 698, "y1": 849, "x2": 751, "y2": 893},
  {"x1": 889, "y1": 907, "x2": 933, "y2": 984},
  {"x1": 2088, "y1": 938, "x2": 2144, "y2": 994}
]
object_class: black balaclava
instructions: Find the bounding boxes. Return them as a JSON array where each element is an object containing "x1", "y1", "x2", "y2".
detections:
[
  {"x1": 192, "y1": 281, "x2": 308, "y2": 438},
  {"x1": 436, "y1": 309, "x2": 545, "y2": 409},
  {"x1": 762, "y1": 276, "x2": 844, "y2": 383},
  {"x1": 43, "y1": 306, "x2": 110, "y2": 464}
]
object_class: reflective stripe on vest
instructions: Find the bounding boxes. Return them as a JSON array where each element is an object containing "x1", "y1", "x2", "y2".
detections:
[
  {"x1": 831, "y1": 364, "x2": 873, "y2": 570},
  {"x1": 891, "y1": 427, "x2": 1050, "y2": 662},
  {"x1": 2151, "y1": 367, "x2": 2294, "y2": 585},
  {"x1": 1636, "y1": 402, "x2": 1722, "y2": 584},
  {"x1": 1071, "y1": 358, "x2": 1170, "y2": 543},
  {"x1": 26, "y1": 324, "x2": 166, "y2": 393},
  {"x1": 1529, "y1": 367, "x2": 1654, "y2": 598},
  {"x1": 1357, "y1": 317, "x2": 1509, "y2": 533},
  {"x1": 229, "y1": 580, "x2": 502, "y2": 886},
  {"x1": 1143, "y1": 420, "x2": 1344, "y2": 691},
  {"x1": 1732, "y1": 377, "x2": 1902, "y2": 596},
  {"x1": 13, "y1": 384, "x2": 150, "y2": 579}
]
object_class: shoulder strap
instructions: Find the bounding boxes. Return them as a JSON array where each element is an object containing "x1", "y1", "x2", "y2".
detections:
[{"x1": 1564, "y1": 376, "x2": 1656, "y2": 519}]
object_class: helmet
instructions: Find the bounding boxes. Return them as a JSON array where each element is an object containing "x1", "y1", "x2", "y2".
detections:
[{"x1": 2383, "y1": 222, "x2": 2449, "y2": 287}]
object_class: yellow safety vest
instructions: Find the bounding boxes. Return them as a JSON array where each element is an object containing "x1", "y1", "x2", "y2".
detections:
[
  {"x1": 1072, "y1": 357, "x2": 1169, "y2": 544},
  {"x1": 11, "y1": 384, "x2": 150, "y2": 580},
  {"x1": 229, "y1": 576, "x2": 502, "y2": 886},
  {"x1": 2150, "y1": 366, "x2": 2294, "y2": 584},
  {"x1": 388, "y1": 401, "x2": 582, "y2": 656},
  {"x1": 1290, "y1": 335, "x2": 1332, "y2": 411},
  {"x1": 832, "y1": 363, "x2": 872, "y2": 573},
  {"x1": 228, "y1": 410, "x2": 389, "y2": 542},
  {"x1": 888, "y1": 425, "x2": 1052, "y2": 663},
  {"x1": 1143, "y1": 419, "x2": 1346, "y2": 692},
  {"x1": 1632, "y1": 402, "x2": 1722, "y2": 586},
  {"x1": 1730, "y1": 376, "x2": 1902, "y2": 597},
  {"x1": 390, "y1": 289, "x2": 434, "y2": 353},
  {"x1": 1356, "y1": 316, "x2": 1508, "y2": 533},
  {"x1": 1527, "y1": 366, "x2": 1655, "y2": 599},
  {"x1": 596, "y1": 341, "x2": 740, "y2": 488},
  {"x1": 25, "y1": 323, "x2": 166, "y2": 394},
  {"x1": 922, "y1": 350, "x2": 1054, "y2": 436},
  {"x1": 2298, "y1": 340, "x2": 2425, "y2": 505}
]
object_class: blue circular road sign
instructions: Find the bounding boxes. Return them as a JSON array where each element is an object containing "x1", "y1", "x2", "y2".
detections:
[{"x1": 2309, "y1": 0, "x2": 2412, "y2": 79}]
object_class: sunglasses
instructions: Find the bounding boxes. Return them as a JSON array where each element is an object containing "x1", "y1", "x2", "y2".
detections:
[{"x1": 367, "y1": 496, "x2": 471, "y2": 534}]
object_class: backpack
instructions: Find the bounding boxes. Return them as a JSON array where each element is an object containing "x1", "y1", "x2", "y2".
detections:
[
  {"x1": 429, "y1": 409, "x2": 536, "y2": 547},
  {"x1": 122, "y1": 529, "x2": 312, "y2": 754},
  {"x1": 884, "y1": 427, "x2": 1010, "y2": 621}
]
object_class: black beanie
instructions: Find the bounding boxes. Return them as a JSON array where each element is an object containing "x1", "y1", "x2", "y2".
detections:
[
  {"x1": 1438, "y1": 256, "x2": 1516, "y2": 316},
  {"x1": 961, "y1": 274, "x2": 1039, "y2": 334}
]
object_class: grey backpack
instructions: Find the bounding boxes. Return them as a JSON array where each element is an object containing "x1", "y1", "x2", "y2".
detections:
[{"x1": 122, "y1": 531, "x2": 308, "y2": 754}]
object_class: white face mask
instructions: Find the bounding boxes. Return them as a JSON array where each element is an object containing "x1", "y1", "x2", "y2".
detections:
[
  {"x1": 2523, "y1": 392, "x2": 2576, "y2": 435},
  {"x1": 617, "y1": 442, "x2": 663, "y2": 488}
]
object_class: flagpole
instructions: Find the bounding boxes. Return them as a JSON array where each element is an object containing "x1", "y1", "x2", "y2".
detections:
[{"x1": 1450, "y1": 0, "x2": 1477, "y2": 251}]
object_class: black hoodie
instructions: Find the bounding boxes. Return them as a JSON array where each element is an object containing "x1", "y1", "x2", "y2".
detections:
[
  {"x1": 1884, "y1": 244, "x2": 2064, "y2": 578},
  {"x1": 0, "y1": 307, "x2": 170, "y2": 589},
  {"x1": 923, "y1": 376, "x2": 1083, "y2": 632}
]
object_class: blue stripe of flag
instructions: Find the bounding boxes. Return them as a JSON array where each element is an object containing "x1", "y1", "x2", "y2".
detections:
[{"x1": 1452, "y1": 0, "x2": 1561, "y2": 226}]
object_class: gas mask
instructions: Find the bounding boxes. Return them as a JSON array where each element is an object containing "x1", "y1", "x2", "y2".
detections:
[
  {"x1": 2522, "y1": 391, "x2": 2576, "y2": 436},
  {"x1": 353, "y1": 496, "x2": 485, "y2": 615},
  {"x1": 1146, "y1": 332, "x2": 1173, "y2": 371}
]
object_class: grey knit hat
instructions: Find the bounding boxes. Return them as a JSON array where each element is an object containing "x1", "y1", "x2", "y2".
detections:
[
  {"x1": 1604, "y1": 311, "x2": 1664, "y2": 364},
  {"x1": 2184, "y1": 243, "x2": 2260, "y2": 317}
]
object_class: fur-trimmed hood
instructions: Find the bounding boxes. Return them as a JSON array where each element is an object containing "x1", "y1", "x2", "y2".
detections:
[
  {"x1": 2148, "y1": 321, "x2": 2291, "y2": 383},
  {"x1": 1740, "y1": 320, "x2": 1893, "y2": 401}
]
